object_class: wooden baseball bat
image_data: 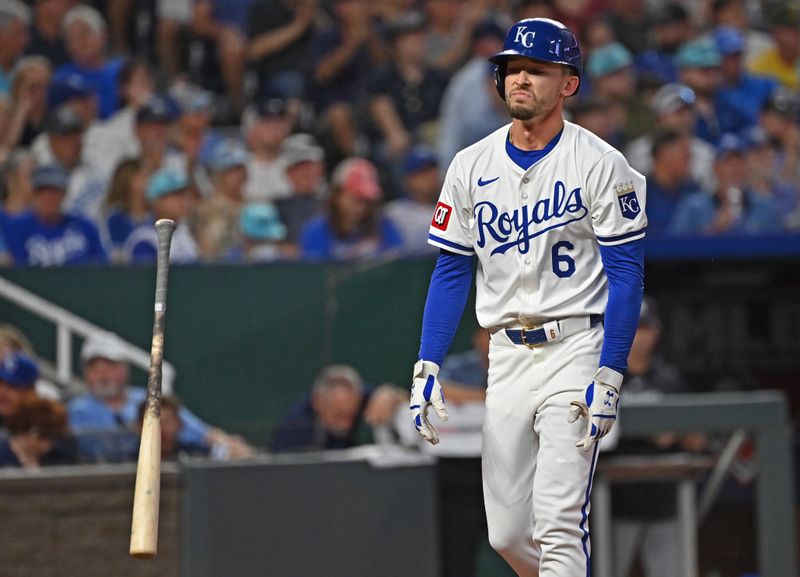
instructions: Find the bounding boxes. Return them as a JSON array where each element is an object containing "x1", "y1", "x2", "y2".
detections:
[{"x1": 130, "y1": 218, "x2": 176, "y2": 559}]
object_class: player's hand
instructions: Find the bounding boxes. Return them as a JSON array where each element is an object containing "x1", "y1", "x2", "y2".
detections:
[
  {"x1": 409, "y1": 360, "x2": 448, "y2": 445},
  {"x1": 567, "y1": 367, "x2": 623, "y2": 451}
]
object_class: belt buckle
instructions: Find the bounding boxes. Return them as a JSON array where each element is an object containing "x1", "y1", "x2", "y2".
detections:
[{"x1": 520, "y1": 324, "x2": 545, "y2": 348}]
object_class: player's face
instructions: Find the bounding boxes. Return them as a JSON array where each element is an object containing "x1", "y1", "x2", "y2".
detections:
[{"x1": 504, "y1": 58, "x2": 577, "y2": 121}]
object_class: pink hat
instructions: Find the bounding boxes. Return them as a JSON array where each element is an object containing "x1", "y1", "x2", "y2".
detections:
[{"x1": 332, "y1": 158, "x2": 381, "y2": 201}]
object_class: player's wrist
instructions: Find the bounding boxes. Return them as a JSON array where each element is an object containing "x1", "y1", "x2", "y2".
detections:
[
  {"x1": 593, "y1": 366, "x2": 623, "y2": 391},
  {"x1": 413, "y1": 359, "x2": 440, "y2": 380}
]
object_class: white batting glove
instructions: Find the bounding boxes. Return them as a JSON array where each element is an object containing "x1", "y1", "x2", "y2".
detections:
[
  {"x1": 409, "y1": 360, "x2": 449, "y2": 445},
  {"x1": 568, "y1": 367, "x2": 623, "y2": 452}
]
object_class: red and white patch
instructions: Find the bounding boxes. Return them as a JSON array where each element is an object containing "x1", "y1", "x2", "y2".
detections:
[{"x1": 431, "y1": 202, "x2": 452, "y2": 231}]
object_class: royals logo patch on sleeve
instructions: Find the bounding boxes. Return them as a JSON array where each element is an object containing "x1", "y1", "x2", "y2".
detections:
[
  {"x1": 614, "y1": 181, "x2": 641, "y2": 220},
  {"x1": 431, "y1": 201, "x2": 453, "y2": 230}
]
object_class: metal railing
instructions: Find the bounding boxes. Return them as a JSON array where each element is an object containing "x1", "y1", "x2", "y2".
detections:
[{"x1": 0, "y1": 276, "x2": 174, "y2": 394}]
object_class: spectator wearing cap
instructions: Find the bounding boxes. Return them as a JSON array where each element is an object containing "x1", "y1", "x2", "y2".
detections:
[
  {"x1": 170, "y1": 83, "x2": 221, "y2": 198},
  {"x1": 194, "y1": 140, "x2": 249, "y2": 260},
  {"x1": 633, "y1": 3, "x2": 693, "y2": 85},
  {"x1": 31, "y1": 105, "x2": 109, "y2": 221},
  {"x1": 300, "y1": 157, "x2": 403, "y2": 261},
  {"x1": 625, "y1": 82, "x2": 717, "y2": 192},
  {"x1": 246, "y1": 0, "x2": 316, "y2": 100},
  {"x1": 385, "y1": 146, "x2": 441, "y2": 255},
  {"x1": 3, "y1": 165, "x2": 108, "y2": 266},
  {"x1": 0, "y1": 56, "x2": 51, "y2": 155},
  {"x1": 609, "y1": 294, "x2": 705, "y2": 577},
  {"x1": 123, "y1": 167, "x2": 199, "y2": 264},
  {"x1": 273, "y1": 133, "x2": 327, "y2": 254},
  {"x1": 711, "y1": 0, "x2": 773, "y2": 67},
  {"x1": 642, "y1": 128, "x2": 703, "y2": 237},
  {"x1": 310, "y1": 0, "x2": 383, "y2": 160},
  {"x1": 68, "y1": 331, "x2": 253, "y2": 462},
  {"x1": 437, "y1": 17, "x2": 508, "y2": 168},
  {"x1": 243, "y1": 98, "x2": 292, "y2": 201},
  {"x1": 675, "y1": 37, "x2": 726, "y2": 145},
  {"x1": 0, "y1": 396, "x2": 74, "y2": 468},
  {"x1": 585, "y1": 41, "x2": 648, "y2": 143},
  {"x1": 368, "y1": 11, "x2": 449, "y2": 164},
  {"x1": 713, "y1": 26, "x2": 777, "y2": 136},
  {"x1": 670, "y1": 133, "x2": 782, "y2": 236},
  {"x1": 226, "y1": 201, "x2": 290, "y2": 263},
  {"x1": 0, "y1": 352, "x2": 39, "y2": 427},
  {"x1": 271, "y1": 364, "x2": 408, "y2": 453},
  {"x1": 0, "y1": 1, "x2": 30, "y2": 97},
  {"x1": 102, "y1": 158, "x2": 152, "y2": 262},
  {"x1": 748, "y1": 5, "x2": 800, "y2": 90},
  {"x1": 54, "y1": 5, "x2": 126, "y2": 119},
  {"x1": 133, "y1": 95, "x2": 185, "y2": 175},
  {"x1": 25, "y1": 0, "x2": 69, "y2": 69}
]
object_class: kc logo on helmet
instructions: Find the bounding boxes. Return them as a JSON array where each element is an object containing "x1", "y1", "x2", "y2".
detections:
[
  {"x1": 432, "y1": 202, "x2": 452, "y2": 230},
  {"x1": 514, "y1": 26, "x2": 536, "y2": 48}
]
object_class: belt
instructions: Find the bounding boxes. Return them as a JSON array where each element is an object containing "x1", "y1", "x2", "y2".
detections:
[{"x1": 505, "y1": 314, "x2": 603, "y2": 348}]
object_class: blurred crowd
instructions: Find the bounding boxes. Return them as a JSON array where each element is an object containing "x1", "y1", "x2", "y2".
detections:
[{"x1": 1, "y1": 0, "x2": 800, "y2": 268}]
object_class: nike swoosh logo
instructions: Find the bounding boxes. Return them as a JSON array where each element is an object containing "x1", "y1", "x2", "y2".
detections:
[{"x1": 477, "y1": 176, "x2": 500, "y2": 187}]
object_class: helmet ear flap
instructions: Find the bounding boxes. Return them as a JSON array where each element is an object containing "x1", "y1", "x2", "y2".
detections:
[{"x1": 494, "y1": 63, "x2": 505, "y2": 99}]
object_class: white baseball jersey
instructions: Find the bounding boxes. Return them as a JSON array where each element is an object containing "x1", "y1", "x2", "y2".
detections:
[{"x1": 428, "y1": 120, "x2": 647, "y2": 329}]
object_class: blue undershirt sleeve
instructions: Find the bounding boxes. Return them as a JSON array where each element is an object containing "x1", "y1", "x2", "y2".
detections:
[
  {"x1": 598, "y1": 239, "x2": 645, "y2": 375},
  {"x1": 418, "y1": 250, "x2": 475, "y2": 366}
]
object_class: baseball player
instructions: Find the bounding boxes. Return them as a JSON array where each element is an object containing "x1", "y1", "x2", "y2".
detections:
[{"x1": 409, "y1": 18, "x2": 647, "y2": 577}]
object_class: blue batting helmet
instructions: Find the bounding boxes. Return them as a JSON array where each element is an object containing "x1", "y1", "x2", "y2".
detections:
[{"x1": 489, "y1": 18, "x2": 582, "y2": 98}]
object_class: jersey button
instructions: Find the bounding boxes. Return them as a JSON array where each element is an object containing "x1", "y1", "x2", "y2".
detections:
[
  {"x1": 522, "y1": 193, "x2": 528, "y2": 200},
  {"x1": 524, "y1": 258, "x2": 531, "y2": 265},
  {"x1": 522, "y1": 177, "x2": 530, "y2": 184}
]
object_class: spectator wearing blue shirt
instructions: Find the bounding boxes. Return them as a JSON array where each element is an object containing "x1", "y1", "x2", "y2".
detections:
[
  {"x1": 670, "y1": 134, "x2": 783, "y2": 236},
  {"x1": 123, "y1": 167, "x2": 199, "y2": 264},
  {"x1": 68, "y1": 331, "x2": 253, "y2": 462},
  {"x1": 103, "y1": 158, "x2": 151, "y2": 262},
  {"x1": 0, "y1": 351, "x2": 40, "y2": 428},
  {"x1": 675, "y1": 37, "x2": 724, "y2": 145},
  {"x1": 300, "y1": 157, "x2": 403, "y2": 261},
  {"x1": 714, "y1": 26, "x2": 778, "y2": 135},
  {"x1": 644, "y1": 129, "x2": 703, "y2": 236},
  {"x1": 3, "y1": 165, "x2": 108, "y2": 267},
  {"x1": 56, "y1": 6, "x2": 125, "y2": 119}
]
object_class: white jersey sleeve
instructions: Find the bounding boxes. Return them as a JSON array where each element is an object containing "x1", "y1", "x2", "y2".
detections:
[
  {"x1": 586, "y1": 149, "x2": 647, "y2": 246},
  {"x1": 427, "y1": 159, "x2": 475, "y2": 256}
]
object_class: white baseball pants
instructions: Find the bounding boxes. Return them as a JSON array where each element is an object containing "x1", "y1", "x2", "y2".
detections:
[{"x1": 482, "y1": 324, "x2": 603, "y2": 577}]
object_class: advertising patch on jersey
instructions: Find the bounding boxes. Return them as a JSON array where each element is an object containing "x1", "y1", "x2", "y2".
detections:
[
  {"x1": 431, "y1": 201, "x2": 453, "y2": 231},
  {"x1": 615, "y1": 181, "x2": 641, "y2": 220}
]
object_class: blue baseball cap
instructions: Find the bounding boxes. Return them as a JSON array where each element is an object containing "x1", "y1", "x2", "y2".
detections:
[
  {"x1": 239, "y1": 202, "x2": 286, "y2": 241},
  {"x1": 674, "y1": 37, "x2": 721, "y2": 69},
  {"x1": 714, "y1": 26, "x2": 744, "y2": 56},
  {"x1": 403, "y1": 146, "x2": 438, "y2": 175},
  {"x1": 208, "y1": 140, "x2": 248, "y2": 173},
  {"x1": 0, "y1": 352, "x2": 39, "y2": 390},
  {"x1": 48, "y1": 74, "x2": 94, "y2": 109},
  {"x1": 32, "y1": 165, "x2": 70, "y2": 191},
  {"x1": 136, "y1": 95, "x2": 179, "y2": 124},
  {"x1": 147, "y1": 168, "x2": 190, "y2": 201},
  {"x1": 716, "y1": 132, "x2": 746, "y2": 159},
  {"x1": 586, "y1": 42, "x2": 633, "y2": 78}
]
